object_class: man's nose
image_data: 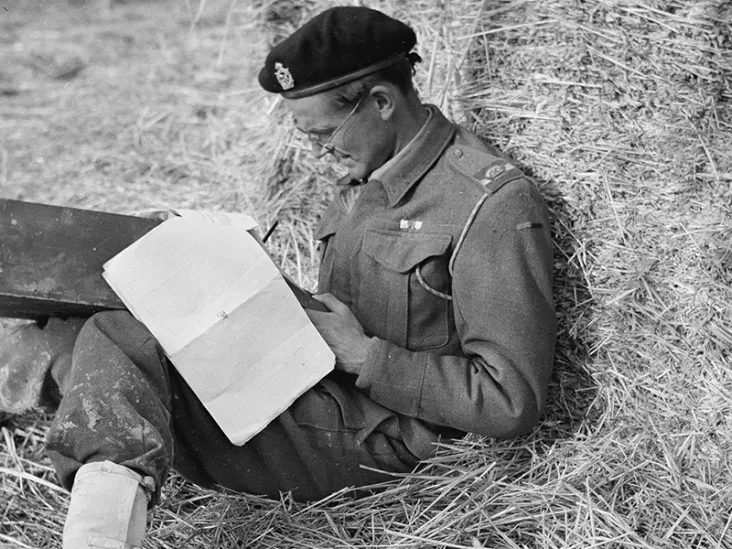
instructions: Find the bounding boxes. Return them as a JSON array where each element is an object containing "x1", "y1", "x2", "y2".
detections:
[{"x1": 311, "y1": 141, "x2": 325, "y2": 158}]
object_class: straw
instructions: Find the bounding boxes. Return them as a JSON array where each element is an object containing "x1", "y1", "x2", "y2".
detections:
[{"x1": 1, "y1": 0, "x2": 731, "y2": 547}]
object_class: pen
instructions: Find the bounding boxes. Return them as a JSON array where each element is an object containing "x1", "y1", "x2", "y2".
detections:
[{"x1": 262, "y1": 220, "x2": 279, "y2": 243}]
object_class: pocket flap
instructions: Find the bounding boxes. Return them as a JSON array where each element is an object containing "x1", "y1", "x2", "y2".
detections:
[{"x1": 363, "y1": 231, "x2": 452, "y2": 273}]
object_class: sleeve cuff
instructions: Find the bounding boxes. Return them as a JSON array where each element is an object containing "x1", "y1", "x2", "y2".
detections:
[{"x1": 355, "y1": 336, "x2": 382, "y2": 391}]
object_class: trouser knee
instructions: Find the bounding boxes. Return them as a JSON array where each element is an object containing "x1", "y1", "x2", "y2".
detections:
[
  {"x1": 79, "y1": 310, "x2": 154, "y2": 356},
  {"x1": 47, "y1": 310, "x2": 174, "y2": 503}
]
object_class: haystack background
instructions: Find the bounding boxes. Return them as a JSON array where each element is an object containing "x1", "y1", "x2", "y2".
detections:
[{"x1": 1, "y1": 0, "x2": 731, "y2": 547}]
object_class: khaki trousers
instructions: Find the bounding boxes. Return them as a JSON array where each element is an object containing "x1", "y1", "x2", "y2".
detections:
[{"x1": 23, "y1": 311, "x2": 425, "y2": 502}]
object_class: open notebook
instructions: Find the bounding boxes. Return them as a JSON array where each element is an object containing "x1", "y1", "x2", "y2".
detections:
[{"x1": 102, "y1": 210, "x2": 334, "y2": 445}]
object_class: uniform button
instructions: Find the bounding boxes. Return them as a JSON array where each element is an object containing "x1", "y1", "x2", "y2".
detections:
[{"x1": 452, "y1": 148, "x2": 463, "y2": 158}]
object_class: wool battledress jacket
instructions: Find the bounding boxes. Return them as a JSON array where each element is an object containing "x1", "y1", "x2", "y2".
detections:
[{"x1": 314, "y1": 106, "x2": 556, "y2": 460}]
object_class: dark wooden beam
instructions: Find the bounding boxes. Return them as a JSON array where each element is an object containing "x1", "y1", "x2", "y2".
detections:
[
  {"x1": 0, "y1": 199, "x2": 327, "y2": 320},
  {"x1": 0, "y1": 199, "x2": 161, "y2": 319}
]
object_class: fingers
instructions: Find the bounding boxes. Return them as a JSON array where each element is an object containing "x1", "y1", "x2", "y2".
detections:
[
  {"x1": 305, "y1": 310, "x2": 339, "y2": 335},
  {"x1": 129, "y1": 209, "x2": 176, "y2": 221},
  {"x1": 305, "y1": 309, "x2": 328, "y2": 325},
  {"x1": 312, "y1": 293, "x2": 348, "y2": 315}
]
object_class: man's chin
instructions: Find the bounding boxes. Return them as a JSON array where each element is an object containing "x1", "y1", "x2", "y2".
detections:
[
  {"x1": 329, "y1": 157, "x2": 371, "y2": 182},
  {"x1": 347, "y1": 164, "x2": 372, "y2": 182}
]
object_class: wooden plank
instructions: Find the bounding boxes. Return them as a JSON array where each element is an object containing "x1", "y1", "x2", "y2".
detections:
[
  {"x1": 0, "y1": 199, "x2": 327, "y2": 320},
  {"x1": 0, "y1": 199, "x2": 160, "y2": 319}
]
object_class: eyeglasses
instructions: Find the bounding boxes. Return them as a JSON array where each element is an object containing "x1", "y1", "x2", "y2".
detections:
[{"x1": 298, "y1": 94, "x2": 366, "y2": 155}]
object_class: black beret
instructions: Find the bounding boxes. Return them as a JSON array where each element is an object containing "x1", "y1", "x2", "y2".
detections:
[{"x1": 258, "y1": 6, "x2": 416, "y2": 99}]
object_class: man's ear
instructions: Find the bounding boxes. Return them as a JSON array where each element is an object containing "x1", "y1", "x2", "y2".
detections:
[{"x1": 369, "y1": 84, "x2": 397, "y2": 121}]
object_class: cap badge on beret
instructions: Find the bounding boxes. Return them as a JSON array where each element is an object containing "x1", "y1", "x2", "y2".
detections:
[
  {"x1": 274, "y1": 62, "x2": 295, "y2": 91},
  {"x1": 258, "y1": 7, "x2": 417, "y2": 99}
]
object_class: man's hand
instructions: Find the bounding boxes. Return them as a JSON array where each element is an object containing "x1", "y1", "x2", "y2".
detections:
[
  {"x1": 305, "y1": 293, "x2": 372, "y2": 376},
  {"x1": 129, "y1": 209, "x2": 177, "y2": 221}
]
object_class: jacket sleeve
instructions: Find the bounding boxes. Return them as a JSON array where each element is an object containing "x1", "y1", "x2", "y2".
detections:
[{"x1": 354, "y1": 179, "x2": 556, "y2": 438}]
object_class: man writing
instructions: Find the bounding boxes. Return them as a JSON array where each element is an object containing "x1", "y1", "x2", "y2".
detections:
[{"x1": 0, "y1": 6, "x2": 555, "y2": 548}]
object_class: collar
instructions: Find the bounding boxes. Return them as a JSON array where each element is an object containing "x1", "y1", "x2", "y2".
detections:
[
  {"x1": 370, "y1": 107, "x2": 433, "y2": 182},
  {"x1": 371, "y1": 105, "x2": 456, "y2": 207}
]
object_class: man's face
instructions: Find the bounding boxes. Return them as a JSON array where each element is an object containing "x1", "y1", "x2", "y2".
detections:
[{"x1": 286, "y1": 91, "x2": 393, "y2": 181}]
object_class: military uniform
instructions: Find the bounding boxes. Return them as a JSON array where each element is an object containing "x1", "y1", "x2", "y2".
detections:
[
  {"x1": 2, "y1": 5, "x2": 556, "y2": 510},
  {"x1": 36, "y1": 102, "x2": 555, "y2": 503},
  {"x1": 314, "y1": 105, "x2": 555, "y2": 460}
]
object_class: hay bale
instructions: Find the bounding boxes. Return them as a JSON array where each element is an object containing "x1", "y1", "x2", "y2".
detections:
[{"x1": 2, "y1": 0, "x2": 731, "y2": 547}]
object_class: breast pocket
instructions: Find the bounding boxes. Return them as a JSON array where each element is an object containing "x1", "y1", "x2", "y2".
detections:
[{"x1": 357, "y1": 231, "x2": 453, "y2": 351}]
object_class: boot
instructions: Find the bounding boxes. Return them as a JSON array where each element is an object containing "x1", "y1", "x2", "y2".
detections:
[
  {"x1": 63, "y1": 461, "x2": 150, "y2": 549},
  {"x1": 0, "y1": 317, "x2": 85, "y2": 414}
]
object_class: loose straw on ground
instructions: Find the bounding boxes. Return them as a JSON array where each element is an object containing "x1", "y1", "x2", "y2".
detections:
[{"x1": 1, "y1": 0, "x2": 731, "y2": 547}]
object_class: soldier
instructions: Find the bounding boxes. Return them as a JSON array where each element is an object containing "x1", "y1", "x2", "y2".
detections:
[{"x1": 0, "y1": 6, "x2": 556, "y2": 548}]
